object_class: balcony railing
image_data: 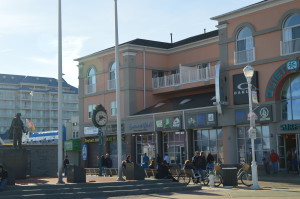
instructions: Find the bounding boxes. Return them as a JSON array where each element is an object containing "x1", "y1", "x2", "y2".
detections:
[
  {"x1": 107, "y1": 79, "x2": 116, "y2": 90},
  {"x1": 234, "y1": 48, "x2": 255, "y2": 65},
  {"x1": 85, "y1": 83, "x2": 96, "y2": 94},
  {"x1": 152, "y1": 65, "x2": 216, "y2": 89},
  {"x1": 281, "y1": 38, "x2": 300, "y2": 55}
]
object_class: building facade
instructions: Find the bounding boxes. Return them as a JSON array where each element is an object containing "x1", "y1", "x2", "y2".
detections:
[
  {"x1": 76, "y1": 0, "x2": 300, "y2": 170},
  {"x1": 0, "y1": 74, "x2": 79, "y2": 139}
]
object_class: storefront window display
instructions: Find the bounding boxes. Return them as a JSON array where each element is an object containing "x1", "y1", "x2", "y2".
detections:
[
  {"x1": 163, "y1": 131, "x2": 185, "y2": 166},
  {"x1": 237, "y1": 125, "x2": 271, "y2": 165},
  {"x1": 136, "y1": 134, "x2": 156, "y2": 164},
  {"x1": 193, "y1": 129, "x2": 223, "y2": 163},
  {"x1": 281, "y1": 73, "x2": 300, "y2": 121}
]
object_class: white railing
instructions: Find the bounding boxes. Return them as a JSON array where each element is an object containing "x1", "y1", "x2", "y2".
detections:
[
  {"x1": 107, "y1": 79, "x2": 116, "y2": 90},
  {"x1": 281, "y1": 38, "x2": 300, "y2": 55},
  {"x1": 152, "y1": 65, "x2": 215, "y2": 89},
  {"x1": 234, "y1": 48, "x2": 255, "y2": 65},
  {"x1": 85, "y1": 83, "x2": 96, "y2": 94}
]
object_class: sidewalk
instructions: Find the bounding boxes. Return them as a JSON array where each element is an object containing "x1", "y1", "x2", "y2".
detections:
[{"x1": 13, "y1": 172, "x2": 300, "y2": 199}]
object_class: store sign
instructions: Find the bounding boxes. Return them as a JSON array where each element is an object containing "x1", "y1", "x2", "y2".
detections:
[
  {"x1": 185, "y1": 112, "x2": 217, "y2": 129},
  {"x1": 155, "y1": 116, "x2": 182, "y2": 131},
  {"x1": 106, "y1": 135, "x2": 125, "y2": 142},
  {"x1": 84, "y1": 126, "x2": 98, "y2": 135},
  {"x1": 266, "y1": 60, "x2": 299, "y2": 98},
  {"x1": 235, "y1": 105, "x2": 273, "y2": 124},
  {"x1": 233, "y1": 72, "x2": 258, "y2": 105},
  {"x1": 84, "y1": 137, "x2": 99, "y2": 143},
  {"x1": 82, "y1": 144, "x2": 87, "y2": 161},
  {"x1": 280, "y1": 123, "x2": 300, "y2": 131},
  {"x1": 127, "y1": 118, "x2": 153, "y2": 133},
  {"x1": 105, "y1": 123, "x2": 125, "y2": 134},
  {"x1": 64, "y1": 139, "x2": 81, "y2": 151}
]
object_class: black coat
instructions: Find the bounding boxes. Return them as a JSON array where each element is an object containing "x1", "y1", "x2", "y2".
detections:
[{"x1": 192, "y1": 155, "x2": 206, "y2": 170}]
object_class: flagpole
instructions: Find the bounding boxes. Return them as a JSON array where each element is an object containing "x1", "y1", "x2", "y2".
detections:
[
  {"x1": 114, "y1": 0, "x2": 124, "y2": 181},
  {"x1": 57, "y1": 0, "x2": 64, "y2": 184}
]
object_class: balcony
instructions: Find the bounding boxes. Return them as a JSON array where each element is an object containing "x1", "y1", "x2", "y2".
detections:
[
  {"x1": 234, "y1": 48, "x2": 255, "y2": 65},
  {"x1": 281, "y1": 38, "x2": 300, "y2": 55},
  {"x1": 152, "y1": 65, "x2": 216, "y2": 89},
  {"x1": 107, "y1": 79, "x2": 116, "y2": 90},
  {"x1": 85, "y1": 83, "x2": 96, "y2": 94}
]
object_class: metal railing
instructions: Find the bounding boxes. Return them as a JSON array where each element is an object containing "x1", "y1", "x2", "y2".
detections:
[
  {"x1": 107, "y1": 79, "x2": 116, "y2": 90},
  {"x1": 281, "y1": 38, "x2": 300, "y2": 55},
  {"x1": 234, "y1": 48, "x2": 255, "y2": 65},
  {"x1": 152, "y1": 65, "x2": 216, "y2": 89}
]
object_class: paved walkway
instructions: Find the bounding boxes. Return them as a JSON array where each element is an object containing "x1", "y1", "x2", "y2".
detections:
[{"x1": 13, "y1": 172, "x2": 300, "y2": 199}]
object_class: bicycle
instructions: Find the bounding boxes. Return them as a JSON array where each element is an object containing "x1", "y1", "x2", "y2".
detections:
[
  {"x1": 237, "y1": 163, "x2": 252, "y2": 187},
  {"x1": 201, "y1": 164, "x2": 223, "y2": 187}
]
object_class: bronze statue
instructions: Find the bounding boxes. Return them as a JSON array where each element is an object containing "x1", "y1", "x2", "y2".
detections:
[{"x1": 9, "y1": 113, "x2": 26, "y2": 150}]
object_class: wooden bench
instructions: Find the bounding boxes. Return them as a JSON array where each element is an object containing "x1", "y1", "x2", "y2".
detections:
[
  {"x1": 85, "y1": 168, "x2": 99, "y2": 176},
  {"x1": 144, "y1": 168, "x2": 158, "y2": 178}
]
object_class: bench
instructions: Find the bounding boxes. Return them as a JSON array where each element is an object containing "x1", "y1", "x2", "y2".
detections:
[
  {"x1": 144, "y1": 168, "x2": 158, "y2": 178},
  {"x1": 85, "y1": 168, "x2": 99, "y2": 176}
]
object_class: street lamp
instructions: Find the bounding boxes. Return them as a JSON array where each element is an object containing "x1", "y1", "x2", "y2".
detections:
[{"x1": 243, "y1": 65, "x2": 260, "y2": 190}]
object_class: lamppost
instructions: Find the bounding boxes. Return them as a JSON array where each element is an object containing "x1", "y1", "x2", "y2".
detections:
[{"x1": 243, "y1": 65, "x2": 260, "y2": 190}]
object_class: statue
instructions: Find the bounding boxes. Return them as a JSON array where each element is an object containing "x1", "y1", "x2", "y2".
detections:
[{"x1": 9, "y1": 113, "x2": 26, "y2": 150}]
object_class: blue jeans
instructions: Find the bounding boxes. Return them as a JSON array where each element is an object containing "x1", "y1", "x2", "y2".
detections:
[
  {"x1": 271, "y1": 162, "x2": 278, "y2": 173},
  {"x1": 194, "y1": 168, "x2": 204, "y2": 180},
  {"x1": 206, "y1": 162, "x2": 214, "y2": 173},
  {"x1": 0, "y1": 179, "x2": 8, "y2": 190}
]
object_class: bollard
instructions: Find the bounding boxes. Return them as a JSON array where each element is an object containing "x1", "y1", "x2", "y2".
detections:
[{"x1": 209, "y1": 171, "x2": 215, "y2": 187}]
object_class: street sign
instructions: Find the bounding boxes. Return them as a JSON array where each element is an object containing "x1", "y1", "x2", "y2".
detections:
[{"x1": 248, "y1": 127, "x2": 257, "y2": 139}]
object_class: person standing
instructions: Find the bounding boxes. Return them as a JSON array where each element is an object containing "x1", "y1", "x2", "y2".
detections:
[
  {"x1": 156, "y1": 154, "x2": 162, "y2": 168},
  {"x1": 103, "y1": 153, "x2": 113, "y2": 168},
  {"x1": 0, "y1": 165, "x2": 8, "y2": 191},
  {"x1": 192, "y1": 151, "x2": 206, "y2": 180},
  {"x1": 206, "y1": 153, "x2": 214, "y2": 172},
  {"x1": 9, "y1": 113, "x2": 26, "y2": 150},
  {"x1": 270, "y1": 149, "x2": 280, "y2": 174},
  {"x1": 142, "y1": 153, "x2": 150, "y2": 165},
  {"x1": 262, "y1": 151, "x2": 271, "y2": 175},
  {"x1": 163, "y1": 154, "x2": 170, "y2": 165},
  {"x1": 63, "y1": 155, "x2": 69, "y2": 177}
]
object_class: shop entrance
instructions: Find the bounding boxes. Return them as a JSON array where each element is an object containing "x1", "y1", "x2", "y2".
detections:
[
  {"x1": 163, "y1": 131, "x2": 186, "y2": 166},
  {"x1": 277, "y1": 134, "x2": 300, "y2": 169}
]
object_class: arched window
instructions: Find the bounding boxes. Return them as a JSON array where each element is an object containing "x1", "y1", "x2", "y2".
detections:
[
  {"x1": 281, "y1": 73, "x2": 300, "y2": 120},
  {"x1": 109, "y1": 63, "x2": 116, "y2": 80},
  {"x1": 282, "y1": 14, "x2": 300, "y2": 54},
  {"x1": 87, "y1": 67, "x2": 96, "y2": 94},
  {"x1": 235, "y1": 27, "x2": 254, "y2": 64}
]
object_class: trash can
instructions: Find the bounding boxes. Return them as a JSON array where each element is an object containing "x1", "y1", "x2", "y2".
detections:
[
  {"x1": 222, "y1": 167, "x2": 238, "y2": 186},
  {"x1": 125, "y1": 163, "x2": 145, "y2": 180},
  {"x1": 67, "y1": 165, "x2": 86, "y2": 183}
]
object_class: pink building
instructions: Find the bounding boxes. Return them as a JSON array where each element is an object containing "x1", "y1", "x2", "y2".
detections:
[{"x1": 75, "y1": 0, "x2": 300, "y2": 171}]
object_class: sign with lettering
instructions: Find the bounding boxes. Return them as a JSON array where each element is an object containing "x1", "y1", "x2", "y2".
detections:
[
  {"x1": 155, "y1": 116, "x2": 182, "y2": 131},
  {"x1": 280, "y1": 123, "x2": 300, "y2": 131},
  {"x1": 235, "y1": 105, "x2": 273, "y2": 124},
  {"x1": 84, "y1": 126, "x2": 98, "y2": 135},
  {"x1": 265, "y1": 60, "x2": 299, "y2": 98},
  {"x1": 105, "y1": 123, "x2": 125, "y2": 135},
  {"x1": 126, "y1": 118, "x2": 153, "y2": 133},
  {"x1": 233, "y1": 72, "x2": 258, "y2": 105},
  {"x1": 185, "y1": 112, "x2": 217, "y2": 129}
]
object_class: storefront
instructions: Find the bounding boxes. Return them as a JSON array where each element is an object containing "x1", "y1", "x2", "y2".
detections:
[
  {"x1": 64, "y1": 139, "x2": 81, "y2": 166},
  {"x1": 155, "y1": 114, "x2": 185, "y2": 166}
]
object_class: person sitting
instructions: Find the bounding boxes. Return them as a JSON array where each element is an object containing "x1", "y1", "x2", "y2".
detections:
[
  {"x1": 0, "y1": 165, "x2": 8, "y2": 192},
  {"x1": 155, "y1": 160, "x2": 178, "y2": 182},
  {"x1": 141, "y1": 161, "x2": 149, "y2": 169},
  {"x1": 183, "y1": 160, "x2": 194, "y2": 170},
  {"x1": 149, "y1": 160, "x2": 155, "y2": 169}
]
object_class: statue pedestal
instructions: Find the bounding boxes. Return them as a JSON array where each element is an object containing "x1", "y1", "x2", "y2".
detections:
[{"x1": 0, "y1": 149, "x2": 28, "y2": 184}]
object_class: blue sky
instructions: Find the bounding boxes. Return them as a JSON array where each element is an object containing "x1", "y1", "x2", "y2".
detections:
[{"x1": 0, "y1": 0, "x2": 260, "y2": 87}]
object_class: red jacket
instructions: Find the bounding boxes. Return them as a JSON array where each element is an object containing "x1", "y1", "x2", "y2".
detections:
[{"x1": 270, "y1": 152, "x2": 279, "y2": 162}]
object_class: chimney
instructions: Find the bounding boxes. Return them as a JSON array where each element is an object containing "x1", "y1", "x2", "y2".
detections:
[{"x1": 170, "y1": 33, "x2": 173, "y2": 43}]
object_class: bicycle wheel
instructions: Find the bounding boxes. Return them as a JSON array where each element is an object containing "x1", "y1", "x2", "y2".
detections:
[
  {"x1": 241, "y1": 172, "x2": 252, "y2": 187},
  {"x1": 202, "y1": 173, "x2": 209, "y2": 186},
  {"x1": 177, "y1": 174, "x2": 191, "y2": 185},
  {"x1": 214, "y1": 172, "x2": 223, "y2": 187}
]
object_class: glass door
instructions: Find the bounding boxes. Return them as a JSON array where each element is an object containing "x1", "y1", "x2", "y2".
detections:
[{"x1": 277, "y1": 134, "x2": 286, "y2": 169}]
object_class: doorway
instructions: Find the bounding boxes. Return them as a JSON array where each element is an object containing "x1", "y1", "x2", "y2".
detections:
[{"x1": 277, "y1": 134, "x2": 299, "y2": 169}]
